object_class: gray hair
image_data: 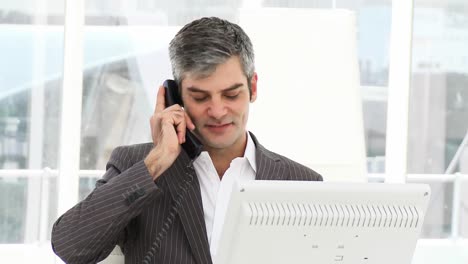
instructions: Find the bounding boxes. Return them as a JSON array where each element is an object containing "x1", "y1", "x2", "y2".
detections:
[{"x1": 169, "y1": 17, "x2": 255, "y2": 94}]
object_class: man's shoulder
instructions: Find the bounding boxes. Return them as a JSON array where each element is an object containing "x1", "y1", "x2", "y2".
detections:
[
  {"x1": 249, "y1": 132, "x2": 323, "y2": 181},
  {"x1": 260, "y1": 147, "x2": 323, "y2": 182},
  {"x1": 106, "y1": 142, "x2": 153, "y2": 171},
  {"x1": 111, "y1": 142, "x2": 154, "y2": 155}
]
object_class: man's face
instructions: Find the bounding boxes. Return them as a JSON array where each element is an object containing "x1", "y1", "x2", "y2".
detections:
[{"x1": 181, "y1": 56, "x2": 257, "y2": 152}]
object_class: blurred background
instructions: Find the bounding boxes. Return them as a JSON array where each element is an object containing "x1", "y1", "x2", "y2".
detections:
[{"x1": 0, "y1": 0, "x2": 467, "y2": 263}]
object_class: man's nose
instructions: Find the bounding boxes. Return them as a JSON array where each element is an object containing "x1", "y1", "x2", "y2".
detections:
[{"x1": 207, "y1": 98, "x2": 227, "y2": 119}]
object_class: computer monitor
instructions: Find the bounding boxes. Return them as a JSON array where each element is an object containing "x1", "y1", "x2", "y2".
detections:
[{"x1": 214, "y1": 181, "x2": 431, "y2": 264}]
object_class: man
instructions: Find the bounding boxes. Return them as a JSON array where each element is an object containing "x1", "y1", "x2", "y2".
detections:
[{"x1": 51, "y1": 17, "x2": 322, "y2": 264}]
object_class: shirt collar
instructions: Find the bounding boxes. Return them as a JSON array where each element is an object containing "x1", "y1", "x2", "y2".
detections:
[
  {"x1": 244, "y1": 132, "x2": 257, "y2": 172},
  {"x1": 194, "y1": 132, "x2": 257, "y2": 173}
]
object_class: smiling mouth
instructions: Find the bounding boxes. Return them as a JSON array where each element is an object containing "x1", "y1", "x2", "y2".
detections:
[
  {"x1": 206, "y1": 123, "x2": 232, "y2": 128},
  {"x1": 205, "y1": 123, "x2": 233, "y2": 132}
]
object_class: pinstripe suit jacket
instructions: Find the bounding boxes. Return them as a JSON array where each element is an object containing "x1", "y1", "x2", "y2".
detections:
[{"x1": 51, "y1": 132, "x2": 322, "y2": 264}]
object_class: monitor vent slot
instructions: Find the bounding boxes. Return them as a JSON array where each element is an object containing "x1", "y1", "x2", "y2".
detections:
[{"x1": 247, "y1": 202, "x2": 421, "y2": 229}]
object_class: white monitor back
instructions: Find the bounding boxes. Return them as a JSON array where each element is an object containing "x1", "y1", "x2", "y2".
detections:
[
  {"x1": 214, "y1": 181, "x2": 431, "y2": 264},
  {"x1": 240, "y1": 9, "x2": 366, "y2": 182}
]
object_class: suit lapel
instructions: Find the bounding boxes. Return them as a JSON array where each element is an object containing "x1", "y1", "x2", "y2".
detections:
[
  {"x1": 162, "y1": 151, "x2": 212, "y2": 264},
  {"x1": 250, "y1": 132, "x2": 287, "y2": 181},
  {"x1": 158, "y1": 132, "x2": 283, "y2": 264}
]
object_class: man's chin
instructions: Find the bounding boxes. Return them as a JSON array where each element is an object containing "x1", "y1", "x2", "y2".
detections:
[
  {"x1": 203, "y1": 140, "x2": 234, "y2": 150},
  {"x1": 196, "y1": 130, "x2": 229, "y2": 145},
  {"x1": 195, "y1": 129, "x2": 243, "y2": 150}
]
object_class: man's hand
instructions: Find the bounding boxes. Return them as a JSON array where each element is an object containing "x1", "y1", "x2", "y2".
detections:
[{"x1": 144, "y1": 85, "x2": 195, "y2": 180}]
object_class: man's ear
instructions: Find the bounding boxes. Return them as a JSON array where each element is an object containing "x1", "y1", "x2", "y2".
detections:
[{"x1": 250, "y1": 73, "x2": 258, "y2": 103}]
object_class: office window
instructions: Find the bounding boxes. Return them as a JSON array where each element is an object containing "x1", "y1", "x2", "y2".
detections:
[
  {"x1": 408, "y1": 0, "x2": 468, "y2": 238},
  {"x1": 0, "y1": 1, "x2": 64, "y2": 244}
]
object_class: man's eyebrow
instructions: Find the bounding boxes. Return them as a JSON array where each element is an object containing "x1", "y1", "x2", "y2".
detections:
[
  {"x1": 222, "y1": 83, "x2": 244, "y2": 92},
  {"x1": 186, "y1": 83, "x2": 244, "y2": 93}
]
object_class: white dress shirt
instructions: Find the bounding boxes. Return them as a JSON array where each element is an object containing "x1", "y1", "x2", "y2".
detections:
[{"x1": 193, "y1": 132, "x2": 256, "y2": 259}]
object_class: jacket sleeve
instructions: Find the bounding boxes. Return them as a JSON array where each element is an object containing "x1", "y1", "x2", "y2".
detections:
[{"x1": 51, "y1": 146, "x2": 162, "y2": 264}]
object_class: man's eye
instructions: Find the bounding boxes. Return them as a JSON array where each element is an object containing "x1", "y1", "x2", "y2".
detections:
[
  {"x1": 193, "y1": 96, "x2": 208, "y2": 102},
  {"x1": 225, "y1": 94, "x2": 239, "y2": 100}
]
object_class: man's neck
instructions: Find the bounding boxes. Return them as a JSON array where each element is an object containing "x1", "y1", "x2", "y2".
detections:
[{"x1": 206, "y1": 133, "x2": 248, "y2": 178}]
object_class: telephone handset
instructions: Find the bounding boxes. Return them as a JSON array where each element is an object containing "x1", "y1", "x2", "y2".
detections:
[{"x1": 163, "y1": 79, "x2": 203, "y2": 159}]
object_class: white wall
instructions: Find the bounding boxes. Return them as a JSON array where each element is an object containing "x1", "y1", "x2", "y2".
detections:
[{"x1": 241, "y1": 8, "x2": 367, "y2": 182}]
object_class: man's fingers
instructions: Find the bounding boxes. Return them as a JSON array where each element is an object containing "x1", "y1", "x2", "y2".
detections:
[
  {"x1": 172, "y1": 110, "x2": 186, "y2": 144},
  {"x1": 184, "y1": 112, "x2": 196, "y2": 131},
  {"x1": 154, "y1": 96, "x2": 190, "y2": 145},
  {"x1": 159, "y1": 108, "x2": 186, "y2": 144},
  {"x1": 155, "y1": 85, "x2": 166, "y2": 113},
  {"x1": 150, "y1": 116, "x2": 157, "y2": 145},
  {"x1": 160, "y1": 113, "x2": 185, "y2": 144}
]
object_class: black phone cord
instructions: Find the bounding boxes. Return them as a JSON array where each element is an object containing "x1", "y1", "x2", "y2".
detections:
[{"x1": 142, "y1": 161, "x2": 195, "y2": 264}]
